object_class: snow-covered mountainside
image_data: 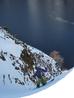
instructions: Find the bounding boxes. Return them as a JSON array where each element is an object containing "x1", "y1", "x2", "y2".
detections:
[
  {"x1": 24, "y1": 68, "x2": 74, "y2": 98},
  {"x1": 0, "y1": 27, "x2": 70, "y2": 98}
]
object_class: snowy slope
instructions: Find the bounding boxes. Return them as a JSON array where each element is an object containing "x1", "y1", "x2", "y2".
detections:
[
  {"x1": 22, "y1": 68, "x2": 74, "y2": 98},
  {"x1": 0, "y1": 27, "x2": 72, "y2": 98}
]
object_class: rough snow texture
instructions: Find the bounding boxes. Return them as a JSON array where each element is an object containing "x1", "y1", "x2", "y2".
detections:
[
  {"x1": 0, "y1": 27, "x2": 69, "y2": 98},
  {"x1": 23, "y1": 68, "x2": 74, "y2": 98}
]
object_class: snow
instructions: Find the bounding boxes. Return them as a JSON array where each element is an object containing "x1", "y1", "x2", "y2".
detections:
[
  {"x1": 0, "y1": 27, "x2": 73, "y2": 98},
  {"x1": 0, "y1": 28, "x2": 23, "y2": 57},
  {"x1": 22, "y1": 68, "x2": 74, "y2": 98}
]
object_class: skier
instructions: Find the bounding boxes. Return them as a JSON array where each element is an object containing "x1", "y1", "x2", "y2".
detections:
[{"x1": 33, "y1": 66, "x2": 48, "y2": 88}]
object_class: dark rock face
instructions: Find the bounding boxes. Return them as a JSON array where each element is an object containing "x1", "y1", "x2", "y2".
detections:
[
  {"x1": 21, "y1": 49, "x2": 35, "y2": 70},
  {"x1": 0, "y1": 51, "x2": 6, "y2": 61}
]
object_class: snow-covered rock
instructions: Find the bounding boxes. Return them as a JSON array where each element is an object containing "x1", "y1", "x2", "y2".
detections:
[{"x1": 0, "y1": 27, "x2": 71, "y2": 98}]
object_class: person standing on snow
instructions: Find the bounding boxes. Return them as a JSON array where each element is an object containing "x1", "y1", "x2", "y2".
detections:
[{"x1": 33, "y1": 66, "x2": 48, "y2": 88}]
